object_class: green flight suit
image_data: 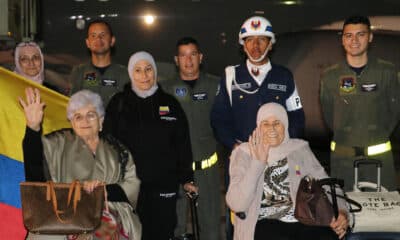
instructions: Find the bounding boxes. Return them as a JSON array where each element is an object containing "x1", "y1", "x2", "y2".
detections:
[
  {"x1": 69, "y1": 62, "x2": 130, "y2": 107},
  {"x1": 161, "y1": 72, "x2": 221, "y2": 240},
  {"x1": 320, "y1": 57, "x2": 400, "y2": 191}
]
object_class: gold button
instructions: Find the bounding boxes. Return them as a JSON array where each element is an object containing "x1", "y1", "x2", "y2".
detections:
[
  {"x1": 239, "y1": 95, "x2": 243, "y2": 99},
  {"x1": 275, "y1": 96, "x2": 279, "y2": 100}
]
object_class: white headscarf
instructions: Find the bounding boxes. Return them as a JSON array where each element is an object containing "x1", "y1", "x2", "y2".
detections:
[
  {"x1": 127, "y1": 51, "x2": 158, "y2": 98},
  {"x1": 14, "y1": 41, "x2": 45, "y2": 85},
  {"x1": 256, "y1": 103, "x2": 303, "y2": 163}
]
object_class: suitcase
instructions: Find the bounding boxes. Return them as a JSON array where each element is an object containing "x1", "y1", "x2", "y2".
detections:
[
  {"x1": 346, "y1": 159, "x2": 400, "y2": 240},
  {"x1": 173, "y1": 192, "x2": 200, "y2": 240}
]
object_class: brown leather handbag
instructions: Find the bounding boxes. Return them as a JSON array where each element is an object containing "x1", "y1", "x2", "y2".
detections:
[
  {"x1": 20, "y1": 180, "x2": 104, "y2": 234},
  {"x1": 294, "y1": 176, "x2": 341, "y2": 226}
]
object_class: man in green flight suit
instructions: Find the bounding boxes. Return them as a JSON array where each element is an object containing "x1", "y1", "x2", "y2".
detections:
[
  {"x1": 161, "y1": 37, "x2": 221, "y2": 240},
  {"x1": 320, "y1": 15, "x2": 400, "y2": 191},
  {"x1": 69, "y1": 19, "x2": 130, "y2": 107}
]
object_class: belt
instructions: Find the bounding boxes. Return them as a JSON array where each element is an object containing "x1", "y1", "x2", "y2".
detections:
[
  {"x1": 330, "y1": 141, "x2": 392, "y2": 156},
  {"x1": 192, "y1": 152, "x2": 218, "y2": 171}
]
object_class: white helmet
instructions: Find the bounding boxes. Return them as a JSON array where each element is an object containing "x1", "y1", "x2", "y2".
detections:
[{"x1": 239, "y1": 16, "x2": 276, "y2": 45}]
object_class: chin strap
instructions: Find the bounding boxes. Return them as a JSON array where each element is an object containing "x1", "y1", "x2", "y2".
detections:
[{"x1": 244, "y1": 41, "x2": 272, "y2": 63}]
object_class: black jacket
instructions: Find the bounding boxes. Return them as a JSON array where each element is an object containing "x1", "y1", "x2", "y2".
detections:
[{"x1": 103, "y1": 84, "x2": 193, "y2": 191}]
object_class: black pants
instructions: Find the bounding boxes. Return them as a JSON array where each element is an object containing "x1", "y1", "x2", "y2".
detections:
[
  {"x1": 254, "y1": 219, "x2": 338, "y2": 240},
  {"x1": 137, "y1": 188, "x2": 178, "y2": 240}
]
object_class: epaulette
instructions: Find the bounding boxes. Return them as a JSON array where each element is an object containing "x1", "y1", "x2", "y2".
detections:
[{"x1": 377, "y1": 58, "x2": 395, "y2": 67}]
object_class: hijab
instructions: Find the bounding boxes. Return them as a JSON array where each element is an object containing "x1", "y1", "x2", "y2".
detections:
[
  {"x1": 256, "y1": 103, "x2": 304, "y2": 163},
  {"x1": 14, "y1": 41, "x2": 45, "y2": 84},
  {"x1": 127, "y1": 51, "x2": 158, "y2": 98}
]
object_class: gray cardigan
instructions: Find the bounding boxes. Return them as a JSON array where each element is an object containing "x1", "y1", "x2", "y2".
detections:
[{"x1": 226, "y1": 139, "x2": 348, "y2": 240}]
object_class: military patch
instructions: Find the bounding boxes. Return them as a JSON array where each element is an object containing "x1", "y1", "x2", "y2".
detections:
[
  {"x1": 232, "y1": 82, "x2": 252, "y2": 91},
  {"x1": 361, "y1": 83, "x2": 377, "y2": 92},
  {"x1": 159, "y1": 106, "x2": 170, "y2": 115},
  {"x1": 339, "y1": 76, "x2": 356, "y2": 93},
  {"x1": 83, "y1": 72, "x2": 98, "y2": 87},
  {"x1": 102, "y1": 79, "x2": 117, "y2": 87},
  {"x1": 267, "y1": 83, "x2": 287, "y2": 92},
  {"x1": 175, "y1": 87, "x2": 187, "y2": 97},
  {"x1": 192, "y1": 92, "x2": 208, "y2": 101}
]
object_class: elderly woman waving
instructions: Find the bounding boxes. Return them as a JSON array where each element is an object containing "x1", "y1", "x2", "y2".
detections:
[
  {"x1": 226, "y1": 103, "x2": 349, "y2": 240},
  {"x1": 20, "y1": 88, "x2": 141, "y2": 240}
]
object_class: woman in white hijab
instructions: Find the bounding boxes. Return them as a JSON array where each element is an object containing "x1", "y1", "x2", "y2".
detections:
[
  {"x1": 226, "y1": 103, "x2": 349, "y2": 240},
  {"x1": 14, "y1": 41, "x2": 45, "y2": 84},
  {"x1": 14, "y1": 41, "x2": 62, "y2": 93},
  {"x1": 103, "y1": 51, "x2": 198, "y2": 240}
]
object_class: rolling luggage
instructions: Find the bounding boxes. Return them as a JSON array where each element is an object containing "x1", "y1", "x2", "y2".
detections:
[{"x1": 346, "y1": 159, "x2": 400, "y2": 240}]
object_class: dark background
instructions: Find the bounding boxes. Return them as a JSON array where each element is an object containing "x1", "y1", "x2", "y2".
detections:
[{"x1": 40, "y1": 0, "x2": 400, "y2": 75}]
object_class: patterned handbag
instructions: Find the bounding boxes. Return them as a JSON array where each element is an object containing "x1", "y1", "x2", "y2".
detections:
[{"x1": 20, "y1": 180, "x2": 104, "y2": 235}]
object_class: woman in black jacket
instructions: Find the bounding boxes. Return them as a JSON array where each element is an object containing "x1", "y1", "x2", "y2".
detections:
[{"x1": 103, "y1": 51, "x2": 198, "y2": 240}]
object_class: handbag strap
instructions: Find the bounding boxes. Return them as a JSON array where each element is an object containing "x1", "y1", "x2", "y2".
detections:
[
  {"x1": 334, "y1": 194, "x2": 362, "y2": 213},
  {"x1": 103, "y1": 184, "x2": 109, "y2": 213},
  {"x1": 318, "y1": 178, "x2": 343, "y2": 218},
  {"x1": 47, "y1": 180, "x2": 81, "y2": 223},
  {"x1": 318, "y1": 178, "x2": 362, "y2": 213}
]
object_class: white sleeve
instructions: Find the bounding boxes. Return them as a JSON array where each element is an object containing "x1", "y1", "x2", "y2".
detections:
[{"x1": 285, "y1": 86, "x2": 303, "y2": 111}]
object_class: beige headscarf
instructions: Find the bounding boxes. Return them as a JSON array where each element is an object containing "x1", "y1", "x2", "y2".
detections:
[
  {"x1": 14, "y1": 41, "x2": 45, "y2": 84},
  {"x1": 256, "y1": 103, "x2": 304, "y2": 163},
  {"x1": 127, "y1": 51, "x2": 158, "y2": 98}
]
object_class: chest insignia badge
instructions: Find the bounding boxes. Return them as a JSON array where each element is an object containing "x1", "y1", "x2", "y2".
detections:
[
  {"x1": 361, "y1": 83, "x2": 377, "y2": 92},
  {"x1": 175, "y1": 87, "x2": 187, "y2": 97},
  {"x1": 339, "y1": 76, "x2": 356, "y2": 93},
  {"x1": 83, "y1": 72, "x2": 98, "y2": 87}
]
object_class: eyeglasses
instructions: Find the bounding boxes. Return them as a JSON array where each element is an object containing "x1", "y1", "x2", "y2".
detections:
[
  {"x1": 19, "y1": 55, "x2": 41, "y2": 65},
  {"x1": 72, "y1": 111, "x2": 98, "y2": 122}
]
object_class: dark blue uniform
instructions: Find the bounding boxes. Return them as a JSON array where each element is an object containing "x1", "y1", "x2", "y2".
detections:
[{"x1": 211, "y1": 63, "x2": 305, "y2": 149}]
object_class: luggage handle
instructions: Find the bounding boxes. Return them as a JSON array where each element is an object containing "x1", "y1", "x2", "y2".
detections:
[
  {"x1": 353, "y1": 158, "x2": 382, "y2": 168},
  {"x1": 353, "y1": 158, "x2": 381, "y2": 192}
]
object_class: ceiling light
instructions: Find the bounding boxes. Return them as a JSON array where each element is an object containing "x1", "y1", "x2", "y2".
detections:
[
  {"x1": 282, "y1": 1, "x2": 296, "y2": 5},
  {"x1": 281, "y1": 0, "x2": 300, "y2": 5},
  {"x1": 144, "y1": 15, "x2": 155, "y2": 25}
]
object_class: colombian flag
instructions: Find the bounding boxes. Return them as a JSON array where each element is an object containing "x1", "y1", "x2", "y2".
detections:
[{"x1": 0, "y1": 67, "x2": 70, "y2": 239}]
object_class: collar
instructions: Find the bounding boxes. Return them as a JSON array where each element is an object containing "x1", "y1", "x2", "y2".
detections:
[{"x1": 246, "y1": 59, "x2": 272, "y2": 86}]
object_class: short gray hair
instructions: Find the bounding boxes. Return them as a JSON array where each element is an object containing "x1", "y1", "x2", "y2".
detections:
[{"x1": 67, "y1": 90, "x2": 105, "y2": 120}]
